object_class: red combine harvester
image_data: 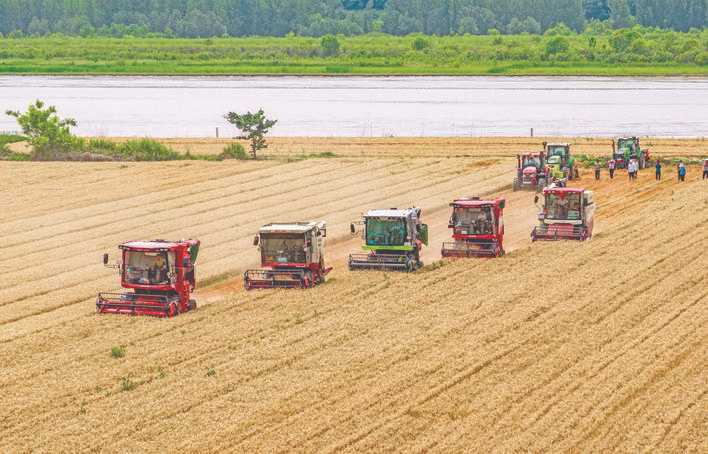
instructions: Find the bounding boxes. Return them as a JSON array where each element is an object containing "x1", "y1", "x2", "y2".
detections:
[
  {"x1": 244, "y1": 221, "x2": 332, "y2": 290},
  {"x1": 513, "y1": 152, "x2": 548, "y2": 192},
  {"x1": 532, "y1": 187, "x2": 595, "y2": 241},
  {"x1": 97, "y1": 239, "x2": 200, "y2": 317},
  {"x1": 441, "y1": 197, "x2": 506, "y2": 258}
]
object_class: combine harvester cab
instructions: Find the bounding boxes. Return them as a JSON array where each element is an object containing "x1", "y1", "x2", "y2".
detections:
[
  {"x1": 97, "y1": 239, "x2": 200, "y2": 318},
  {"x1": 544, "y1": 142, "x2": 578, "y2": 180},
  {"x1": 442, "y1": 197, "x2": 506, "y2": 258},
  {"x1": 513, "y1": 152, "x2": 548, "y2": 192},
  {"x1": 244, "y1": 221, "x2": 331, "y2": 290},
  {"x1": 612, "y1": 137, "x2": 650, "y2": 169},
  {"x1": 348, "y1": 208, "x2": 428, "y2": 272},
  {"x1": 532, "y1": 188, "x2": 595, "y2": 242}
]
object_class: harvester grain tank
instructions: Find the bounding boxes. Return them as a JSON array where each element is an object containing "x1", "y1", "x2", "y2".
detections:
[
  {"x1": 612, "y1": 137, "x2": 650, "y2": 169},
  {"x1": 531, "y1": 187, "x2": 595, "y2": 241},
  {"x1": 349, "y1": 208, "x2": 428, "y2": 272},
  {"x1": 97, "y1": 239, "x2": 200, "y2": 317},
  {"x1": 544, "y1": 142, "x2": 579, "y2": 180},
  {"x1": 513, "y1": 151, "x2": 548, "y2": 192},
  {"x1": 245, "y1": 221, "x2": 331, "y2": 289},
  {"x1": 441, "y1": 197, "x2": 506, "y2": 258}
]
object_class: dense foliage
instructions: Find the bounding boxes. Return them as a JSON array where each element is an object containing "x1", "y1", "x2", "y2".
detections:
[
  {"x1": 0, "y1": 0, "x2": 705, "y2": 38},
  {"x1": 0, "y1": 27, "x2": 705, "y2": 75}
]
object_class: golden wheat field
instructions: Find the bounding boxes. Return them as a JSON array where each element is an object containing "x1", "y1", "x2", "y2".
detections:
[{"x1": 1, "y1": 139, "x2": 706, "y2": 453}]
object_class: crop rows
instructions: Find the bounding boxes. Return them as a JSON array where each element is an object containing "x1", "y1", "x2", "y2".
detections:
[{"x1": 0, "y1": 155, "x2": 705, "y2": 452}]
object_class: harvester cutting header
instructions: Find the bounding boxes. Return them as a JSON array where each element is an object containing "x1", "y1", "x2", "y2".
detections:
[
  {"x1": 97, "y1": 239, "x2": 200, "y2": 318},
  {"x1": 349, "y1": 208, "x2": 428, "y2": 272},
  {"x1": 244, "y1": 221, "x2": 331, "y2": 290}
]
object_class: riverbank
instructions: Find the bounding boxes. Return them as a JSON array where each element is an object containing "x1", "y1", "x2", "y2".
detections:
[
  {"x1": 0, "y1": 35, "x2": 706, "y2": 76},
  {"x1": 9, "y1": 136, "x2": 705, "y2": 160}
]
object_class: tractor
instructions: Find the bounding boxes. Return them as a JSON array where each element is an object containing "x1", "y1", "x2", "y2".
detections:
[
  {"x1": 349, "y1": 208, "x2": 428, "y2": 272},
  {"x1": 544, "y1": 142, "x2": 579, "y2": 180},
  {"x1": 612, "y1": 137, "x2": 650, "y2": 169},
  {"x1": 513, "y1": 151, "x2": 548, "y2": 192},
  {"x1": 441, "y1": 197, "x2": 506, "y2": 258},
  {"x1": 97, "y1": 239, "x2": 200, "y2": 318},
  {"x1": 531, "y1": 188, "x2": 595, "y2": 241},
  {"x1": 244, "y1": 221, "x2": 331, "y2": 290}
]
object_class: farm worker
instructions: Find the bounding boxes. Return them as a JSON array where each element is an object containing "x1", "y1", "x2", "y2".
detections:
[
  {"x1": 594, "y1": 161, "x2": 601, "y2": 180},
  {"x1": 627, "y1": 159, "x2": 634, "y2": 181},
  {"x1": 678, "y1": 162, "x2": 687, "y2": 182},
  {"x1": 655, "y1": 160, "x2": 662, "y2": 181},
  {"x1": 703, "y1": 159, "x2": 708, "y2": 180},
  {"x1": 608, "y1": 159, "x2": 616, "y2": 179}
]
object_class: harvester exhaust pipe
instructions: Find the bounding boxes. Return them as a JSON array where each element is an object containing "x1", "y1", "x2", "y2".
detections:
[{"x1": 102, "y1": 253, "x2": 109, "y2": 265}]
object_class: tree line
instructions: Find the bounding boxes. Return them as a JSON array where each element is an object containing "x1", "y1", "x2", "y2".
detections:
[{"x1": 0, "y1": 0, "x2": 705, "y2": 38}]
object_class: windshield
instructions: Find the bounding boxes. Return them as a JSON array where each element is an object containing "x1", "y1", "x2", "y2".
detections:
[
  {"x1": 451, "y1": 206, "x2": 495, "y2": 235},
  {"x1": 261, "y1": 233, "x2": 307, "y2": 264},
  {"x1": 523, "y1": 156, "x2": 541, "y2": 168},
  {"x1": 547, "y1": 146, "x2": 567, "y2": 158},
  {"x1": 545, "y1": 193, "x2": 582, "y2": 221},
  {"x1": 124, "y1": 251, "x2": 172, "y2": 285},
  {"x1": 618, "y1": 140, "x2": 635, "y2": 151},
  {"x1": 366, "y1": 218, "x2": 407, "y2": 246}
]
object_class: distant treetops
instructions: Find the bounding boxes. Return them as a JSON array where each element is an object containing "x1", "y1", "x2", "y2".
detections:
[{"x1": 0, "y1": 0, "x2": 704, "y2": 39}]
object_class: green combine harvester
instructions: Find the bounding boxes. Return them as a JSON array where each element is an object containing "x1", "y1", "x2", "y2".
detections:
[
  {"x1": 544, "y1": 142, "x2": 579, "y2": 181},
  {"x1": 612, "y1": 137, "x2": 651, "y2": 169},
  {"x1": 348, "y1": 208, "x2": 428, "y2": 272}
]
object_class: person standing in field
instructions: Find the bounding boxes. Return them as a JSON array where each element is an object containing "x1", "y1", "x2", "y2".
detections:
[
  {"x1": 678, "y1": 162, "x2": 687, "y2": 182},
  {"x1": 594, "y1": 161, "x2": 601, "y2": 180},
  {"x1": 655, "y1": 159, "x2": 662, "y2": 181},
  {"x1": 608, "y1": 158, "x2": 616, "y2": 179},
  {"x1": 703, "y1": 159, "x2": 708, "y2": 180},
  {"x1": 628, "y1": 159, "x2": 636, "y2": 181}
]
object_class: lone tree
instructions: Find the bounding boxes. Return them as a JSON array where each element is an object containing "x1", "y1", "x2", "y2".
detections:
[
  {"x1": 224, "y1": 109, "x2": 277, "y2": 159},
  {"x1": 6, "y1": 100, "x2": 78, "y2": 157}
]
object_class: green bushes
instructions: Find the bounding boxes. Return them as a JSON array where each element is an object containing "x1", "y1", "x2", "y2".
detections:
[
  {"x1": 110, "y1": 346, "x2": 126, "y2": 358},
  {"x1": 220, "y1": 142, "x2": 248, "y2": 160},
  {"x1": 0, "y1": 29, "x2": 704, "y2": 75}
]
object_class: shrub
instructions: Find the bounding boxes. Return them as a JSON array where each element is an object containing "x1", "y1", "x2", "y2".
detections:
[
  {"x1": 412, "y1": 37, "x2": 429, "y2": 51},
  {"x1": 206, "y1": 367, "x2": 216, "y2": 377},
  {"x1": 546, "y1": 36, "x2": 570, "y2": 55},
  {"x1": 111, "y1": 139, "x2": 183, "y2": 161},
  {"x1": 220, "y1": 142, "x2": 248, "y2": 160},
  {"x1": 320, "y1": 35, "x2": 340, "y2": 56},
  {"x1": 110, "y1": 346, "x2": 126, "y2": 358}
]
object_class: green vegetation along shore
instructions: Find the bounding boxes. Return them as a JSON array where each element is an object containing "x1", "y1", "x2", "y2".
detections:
[{"x1": 0, "y1": 27, "x2": 705, "y2": 76}]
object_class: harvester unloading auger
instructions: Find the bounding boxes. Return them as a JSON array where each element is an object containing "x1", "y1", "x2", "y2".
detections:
[
  {"x1": 97, "y1": 239, "x2": 200, "y2": 318},
  {"x1": 441, "y1": 197, "x2": 506, "y2": 258},
  {"x1": 244, "y1": 221, "x2": 331, "y2": 290},
  {"x1": 532, "y1": 187, "x2": 595, "y2": 241},
  {"x1": 348, "y1": 208, "x2": 428, "y2": 272}
]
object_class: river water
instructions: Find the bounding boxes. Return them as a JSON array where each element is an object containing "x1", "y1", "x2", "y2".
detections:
[{"x1": 0, "y1": 76, "x2": 706, "y2": 137}]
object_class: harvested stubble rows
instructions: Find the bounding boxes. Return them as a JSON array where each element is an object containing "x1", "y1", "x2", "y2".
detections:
[
  {"x1": 139, "y1": 136, "x2": 708, "y2": 159},
  {"x1": 0, "y1": 156, "x2": 511, "y2": 340},
  {"x1": 1, "y1": 154, "x2": 706, "y2": 452}
]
